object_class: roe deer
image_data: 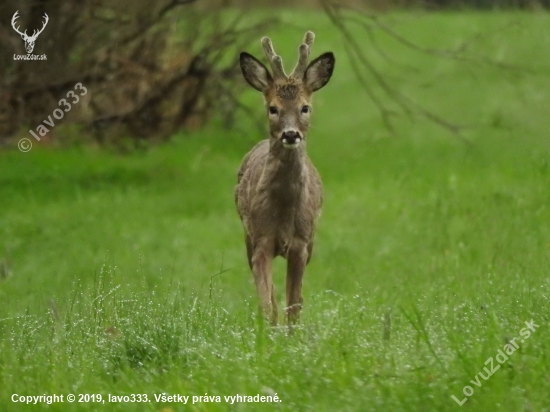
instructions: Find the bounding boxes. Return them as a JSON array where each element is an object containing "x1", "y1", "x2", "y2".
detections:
[{"x1": 236, "y1": 31, "x2": 335, "y2": 325}]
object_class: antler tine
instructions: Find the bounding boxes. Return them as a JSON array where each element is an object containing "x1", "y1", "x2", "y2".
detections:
[
  {"x1": 303, "y1": 30, "x2": 315, "y2": 48},
  {"x1": 290, "y1": 31, "x2": 315, "y2": 80},
  {"x1": 261, "y1": 36, "x2": 287, "y2": 80},
  {"x1": 29, "y1": 13, "x2": 49, "y2": 40},
  {"x1": 11, "y1": 11, "x2": 26, "y2": 37}
]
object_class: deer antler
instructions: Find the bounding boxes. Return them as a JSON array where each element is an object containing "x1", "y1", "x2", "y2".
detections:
[
  {"x1": 11, "y1": 11, "x2": 27, "y2": 37},
  {"x1": 11, "y1": 11, "x2": 49, "y2": 40},
  {"x1": 28, "y1": 13, "x2": 49, "y2": 40},
  {"x1": 290, "y1": 31, "x2": 315, "y2": 80},
  {"x1": 261, "y1": 36, "x2": 287, "y2": 80}
]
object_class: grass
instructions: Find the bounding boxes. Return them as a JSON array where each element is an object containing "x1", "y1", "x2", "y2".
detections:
[{"x1": 1, "y1": 8, "x2": 550, "y2": 412}]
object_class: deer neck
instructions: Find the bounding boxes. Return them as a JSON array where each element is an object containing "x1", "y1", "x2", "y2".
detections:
[{"x1": 263, "y1": 138, "x2": 307, "y2": 197}]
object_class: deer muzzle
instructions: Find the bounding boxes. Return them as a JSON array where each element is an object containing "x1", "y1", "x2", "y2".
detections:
[{"x1": 281, "y1": 130, "x2": 302, "y2": 149}]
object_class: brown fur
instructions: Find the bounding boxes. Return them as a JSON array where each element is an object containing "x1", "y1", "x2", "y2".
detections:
[
  {"x1": 236, "y1": 33, "x2": 335, "y2": 324},
  {"x1": 275, "y1": 83, "x2": 300, "y2": 100}
]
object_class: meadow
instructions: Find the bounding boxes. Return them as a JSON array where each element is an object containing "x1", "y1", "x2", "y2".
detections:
[{"x1": 1, "y1": 9, "x2": 550, "y2": 412}]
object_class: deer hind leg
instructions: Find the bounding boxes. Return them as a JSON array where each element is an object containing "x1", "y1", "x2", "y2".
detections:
[
  {"x1": 306, "y1": 241, "x2": 314, "y2": 264},
  {"x1": 245, "y1": 234, "x2": 253, "y2": 270},
  {"x1": 270, "y1": 284, "x2": 279, "y2": 325},
  {"x1": 251, "y1": 237, "x2": 278, "y2": 325},
  {"x1": 286, "y1": 240, "x2": 308, "y2": 324}
]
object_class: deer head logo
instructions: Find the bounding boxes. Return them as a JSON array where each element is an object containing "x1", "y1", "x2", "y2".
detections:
[{"x1": 11, "y1": 11, "x2": 49, "y2": 54}]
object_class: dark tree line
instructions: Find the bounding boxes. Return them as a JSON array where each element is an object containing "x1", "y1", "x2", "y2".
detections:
[
  {"x1": 0, "y1": 0, "x2": 274, "y2": 146},
  {"x1": 0, "y1": 0, "x2": 544, "y2": 148}
]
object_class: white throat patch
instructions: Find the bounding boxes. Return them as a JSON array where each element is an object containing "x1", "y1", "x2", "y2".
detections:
[{"x1": 282, "y1": 137, "x2": 301, "y2": 149}]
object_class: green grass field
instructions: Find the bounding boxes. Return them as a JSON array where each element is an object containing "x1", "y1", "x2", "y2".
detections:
[{"x1": 1, "y1": 9, "x2": 550, "y2": 412}]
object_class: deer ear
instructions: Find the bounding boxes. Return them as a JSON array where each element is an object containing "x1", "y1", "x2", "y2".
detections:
[
  {"x1": 240, "y1": 52, "x2": 273, "y2": 92},
  {"x1": 304, "y1": 52, "x2": 335, "y2": 92}
]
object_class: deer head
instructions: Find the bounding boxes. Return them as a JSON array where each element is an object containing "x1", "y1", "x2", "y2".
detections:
[
  {"x1": 12, "y1": 11, "x2": 49, "y2": 54},
  {"x1": 239, "y1": 31, "x2": 335, "y2": 149}
]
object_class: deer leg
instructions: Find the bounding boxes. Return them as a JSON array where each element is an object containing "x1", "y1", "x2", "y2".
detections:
[
  {"x1": 251, "y1": 238, "x2": 277, "y2": 325},
  {"x1": 270, "y1": 285, "x2": 279, "y2": 325},
  {"x1": 306, "y1": 241, "x2": 314, "y2": 264},
  {"x1": 245, "y1": 234, "x2": 253, "y2": 270},
  {"x1": 286, "y1": 241, "x2": 308, "y2": 324}
]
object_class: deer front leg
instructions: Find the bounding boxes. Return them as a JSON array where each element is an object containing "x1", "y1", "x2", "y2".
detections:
[
  {"x1": 286, "y1": 241, "x2": 308, "y2": 324},
  {"x1": 251, "y1": 238, "x2": 278, "y2": 325}
]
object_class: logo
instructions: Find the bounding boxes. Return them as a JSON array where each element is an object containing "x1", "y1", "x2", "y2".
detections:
[{"x1": 11, "y1": 10, "x2": 48, "y2": 60}]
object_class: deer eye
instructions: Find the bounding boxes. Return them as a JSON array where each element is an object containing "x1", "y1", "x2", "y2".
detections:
[
  {"x1": 301, "y1": 105, "x2": 310, "y2": 114},
  {"x1": 268, "y1": 106, "x2": 278, "y2": 115}
]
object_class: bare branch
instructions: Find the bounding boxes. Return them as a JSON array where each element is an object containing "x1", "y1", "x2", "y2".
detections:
[
  {"x1": 321, "y1": 0, "x2": 467, "y2": 140},
  {"x1": 338, "y1": 4, "x2": 545, "y2": 75}
]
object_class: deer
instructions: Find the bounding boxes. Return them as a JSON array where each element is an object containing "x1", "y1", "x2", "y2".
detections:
[
  {"x1": 236, "y1": 31, "x2": 335, "y2": 325},
  {"x1": 11, "y1": 11, "x2": 49, "y2": 54}
]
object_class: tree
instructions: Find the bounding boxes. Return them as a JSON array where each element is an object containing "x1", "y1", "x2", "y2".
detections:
[{"x1": 0, "y1": 0, "x2": 274, "y2": 146}]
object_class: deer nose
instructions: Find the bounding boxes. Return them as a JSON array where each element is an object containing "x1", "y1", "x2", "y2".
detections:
[{"x1": 281, "y1": 131, "x2": 301, "y2": 145}]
